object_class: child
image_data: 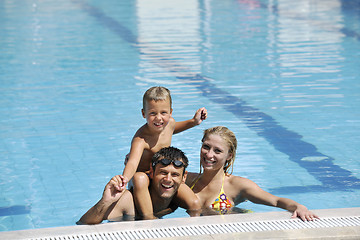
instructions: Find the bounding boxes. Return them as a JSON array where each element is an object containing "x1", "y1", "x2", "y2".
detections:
[{"x1": 121, "y1": 86, "x2": 207, "y2": 219}]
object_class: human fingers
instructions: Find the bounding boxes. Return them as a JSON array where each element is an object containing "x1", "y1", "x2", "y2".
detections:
[
  {"x1": 195, "y1": 107, "x2": 207, "y2": 122},
  {"x1": 306, "y1": 212, "x2": 319, "y2": 221},
  {"x1": 200, "y1": 108, "x2": 207, "y2": 120},
  {"x1": 303, "y1": 214, "x2": 312, "y2": 221},
  {"x1": 291, "y1": 211, "x2": 297, "y2": 219},
  {"x1": 110, "y1": 175, "x2": 123, "y2": 191},
  {"x1": 299, "y1": 213, "x2": 308, "y2": 221},
  {"x1": 296, "y1": 211, "x2": 318, "y2": 221},
  {"x1": 291, "y1": 211, "x2": 307, "y2": 221},
  {"x1": 119, "y1": 175, "x2": 128, "y2": 187}
]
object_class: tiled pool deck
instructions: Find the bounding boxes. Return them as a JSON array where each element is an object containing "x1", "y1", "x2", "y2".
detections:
[{"x1": 1, "y1": 207, "x2": 359, "y2": 240}]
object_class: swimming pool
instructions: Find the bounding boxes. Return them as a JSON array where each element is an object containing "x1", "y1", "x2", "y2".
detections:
[{"x1": 1, "y1": 0, "x2": 359, "y2": 232}]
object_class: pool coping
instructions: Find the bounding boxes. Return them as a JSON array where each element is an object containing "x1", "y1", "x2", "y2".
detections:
[{"x1": 1, "y1": 207, "x2": 360, "y2": 239}]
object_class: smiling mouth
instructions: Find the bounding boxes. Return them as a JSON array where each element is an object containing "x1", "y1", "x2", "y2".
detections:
[
  {"x1": 154, "y1": 122, "x2": 163, "y2": 127},
  {"x1": 204, "y1": 159, "x2": 215, "y2": 164},
  {"x1": 161, "y1": 183, "x2": 173, "y2": 189}
]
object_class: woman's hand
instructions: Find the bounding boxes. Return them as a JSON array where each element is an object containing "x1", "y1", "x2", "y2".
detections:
[{"x1": 291, "y1": 205, "x2": 319, "y2": 221}]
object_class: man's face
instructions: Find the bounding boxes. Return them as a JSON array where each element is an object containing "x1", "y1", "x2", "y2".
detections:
[{"x1": 150, "y1": 161, "x2": 187, "y2": 200}]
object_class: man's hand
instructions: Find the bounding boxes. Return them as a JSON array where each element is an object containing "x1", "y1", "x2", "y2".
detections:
[
  {"x1": 102, "y1": 175, "x2": 128, "y2": 203},
  {"x1": 78, "y1": 175, "x2": 130, "y2": 225}
]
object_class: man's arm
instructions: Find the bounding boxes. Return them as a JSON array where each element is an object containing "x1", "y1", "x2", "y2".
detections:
[
  {"x1": 78, "y1": 199, "x2": 115, "y2": 225},
  {"x1": 77, "y1": 175, "x2": 127, "y2": 225}
]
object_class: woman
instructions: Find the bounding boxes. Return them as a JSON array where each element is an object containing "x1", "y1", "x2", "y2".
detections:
[{"x1": 186, "y1": 126, "x2": 319, "y2": 221}]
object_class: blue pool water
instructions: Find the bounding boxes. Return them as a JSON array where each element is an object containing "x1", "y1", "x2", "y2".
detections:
[{"x1": 1, "y1": 0, "x2": 359, "y2": 232}]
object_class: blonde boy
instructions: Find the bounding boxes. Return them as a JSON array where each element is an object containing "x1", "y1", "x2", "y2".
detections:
[{"x1": 121, "y1": 86, "x2": 207, "y2": 219}]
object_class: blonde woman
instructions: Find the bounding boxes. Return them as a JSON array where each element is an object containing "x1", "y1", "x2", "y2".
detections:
[{"x1": 186, "y1": 126, "x2": 319, "y2": 221}]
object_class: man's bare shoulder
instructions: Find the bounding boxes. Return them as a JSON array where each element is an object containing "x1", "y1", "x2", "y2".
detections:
[{"x1": 106, "y1": 190, "x2": 135, "y2": 220}]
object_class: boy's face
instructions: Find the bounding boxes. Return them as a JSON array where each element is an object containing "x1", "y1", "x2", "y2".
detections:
[
  {"x1": 142, "y1": 99, "x2": 172, "y2": 132},
  {"x1": 149, "y1": 159, "x2": 187, "y2": 200}
]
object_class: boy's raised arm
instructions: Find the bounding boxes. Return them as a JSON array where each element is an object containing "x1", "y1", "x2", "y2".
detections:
[
  {"x1": 174, "y1": 107, "x2": 207, "y2": 134},
  {"x1": 122, "y1": 137, "x2": 145, "y2": 183}
]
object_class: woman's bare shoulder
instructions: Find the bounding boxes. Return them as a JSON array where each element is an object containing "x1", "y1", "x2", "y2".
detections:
[
  {"x1": 228, "y1": 174, "x2": 257, "y2": 189},
  {"x1": 185, "y1": 172, "x2": 200, "y2": 186}
]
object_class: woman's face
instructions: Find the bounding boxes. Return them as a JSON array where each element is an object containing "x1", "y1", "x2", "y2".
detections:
[{"x1": 200, "y1": 134, "x2": 232, "y2": 171}]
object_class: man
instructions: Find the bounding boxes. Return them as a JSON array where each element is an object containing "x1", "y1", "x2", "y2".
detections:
[{"x1": 78, "y1": 146, "x2": 190, "y2": 224}]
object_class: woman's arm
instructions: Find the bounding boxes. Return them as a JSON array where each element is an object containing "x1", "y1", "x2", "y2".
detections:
[
  {"x1": 275, "y1": 197, "x2": 319, "y2": 221},
  {"x1": 232, "y1": 177, "x2": 318, "y2": 221}
]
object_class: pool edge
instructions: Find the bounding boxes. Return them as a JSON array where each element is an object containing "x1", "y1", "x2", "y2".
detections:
[{"x1": 1, "y1": 207, "x2": 360, "y2": 239}]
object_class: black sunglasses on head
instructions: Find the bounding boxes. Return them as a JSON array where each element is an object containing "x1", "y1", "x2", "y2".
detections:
[{"x1": 152, "y1": 158, "x2": 185, "y2": 168}]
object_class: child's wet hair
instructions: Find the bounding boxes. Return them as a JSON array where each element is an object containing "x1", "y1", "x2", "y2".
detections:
[{"x1": 143, "y1": 86, "x2": 172, "y2": 110}]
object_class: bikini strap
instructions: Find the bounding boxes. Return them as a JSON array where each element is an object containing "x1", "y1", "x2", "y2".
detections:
[
  {"x1": 191, "y1": 173, "x2": 225, "y2": 191},
  {"x1": 190, "y1": 174, "x2": 202, "y2": 190},
  {"x1": 220, "y1": 173, "x2": 226, "y2": 192}
]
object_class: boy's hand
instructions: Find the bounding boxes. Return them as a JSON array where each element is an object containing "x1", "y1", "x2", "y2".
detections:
[
  {"x1": 102, "y1": 175, "x2": 128, "y2": 203},
  {"x1": 120, "y1": 175, "x2": 129, "y2": 188},
  {"x1": 194, "y1": 107, "x2": 208, "y2": 125},
  {"x1": 174, "y1": 107, "x2": 208, "y2": 134}
]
